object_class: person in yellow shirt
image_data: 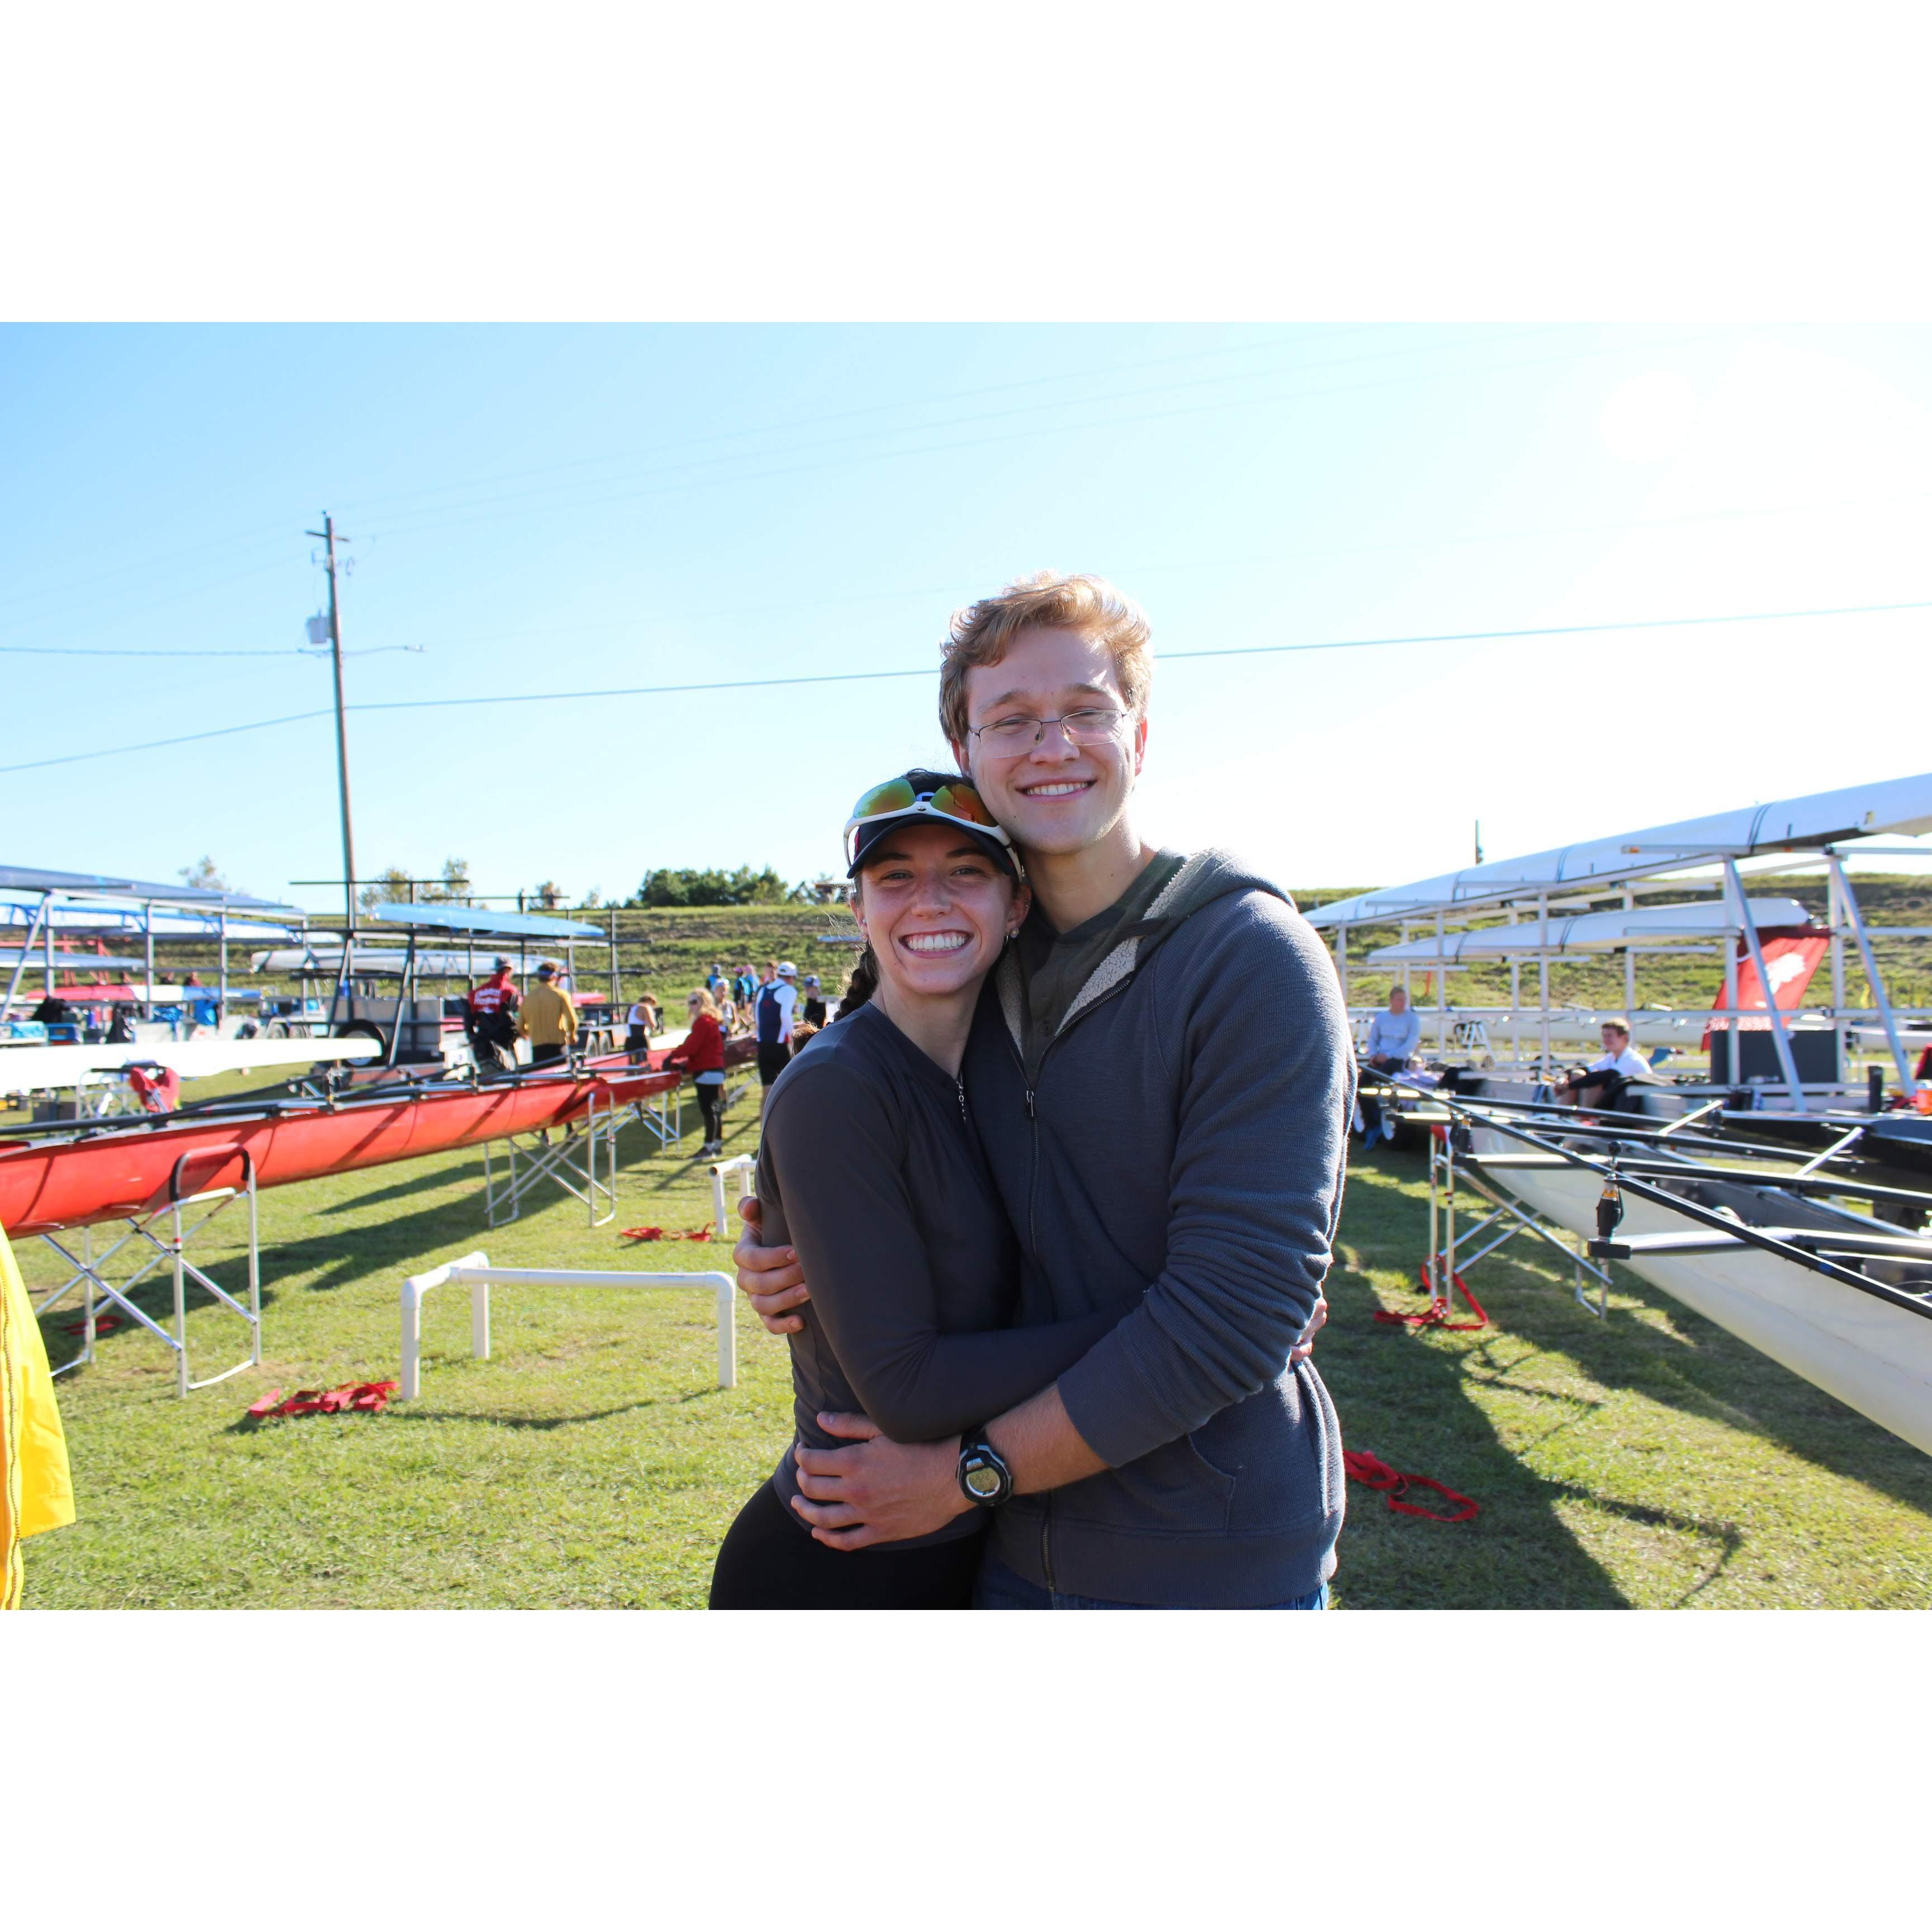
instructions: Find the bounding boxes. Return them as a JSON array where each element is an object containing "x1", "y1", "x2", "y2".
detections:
[
  {"x1": 517, "y1": 960, "x2": 580, "y2": 1067},
  {"x1": 2, "y1": 1225, "x2": 75, "y2": 1609}
]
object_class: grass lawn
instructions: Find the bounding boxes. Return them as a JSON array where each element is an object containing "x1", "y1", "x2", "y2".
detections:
[{"x1": 14, "y1": 1083, "x2": 1932, "y2": 1609}]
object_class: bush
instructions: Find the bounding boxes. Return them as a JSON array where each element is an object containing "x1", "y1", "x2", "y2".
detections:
[{"x1": 632, "y1": 866, "x2": 789, "y2": 908}]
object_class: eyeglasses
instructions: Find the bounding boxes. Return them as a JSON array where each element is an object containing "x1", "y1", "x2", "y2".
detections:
[
  {"x1": 844, "y1": 776, "x2": 1011, "y2": 865},
  {"x1": 967, "y1": 707, "x2": 1125, "y2": 751}
]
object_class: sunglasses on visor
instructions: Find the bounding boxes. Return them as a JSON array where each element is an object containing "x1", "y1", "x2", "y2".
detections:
[{"x1": 842, "y1": 777, "x2": 1012, "y2": 868}]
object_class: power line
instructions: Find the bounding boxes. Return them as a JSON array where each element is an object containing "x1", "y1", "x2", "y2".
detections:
[
  {"x1": 1, "y1": 708, "x2": 335, "y2": 773},
  {"x1": 328, "y1": 324, "x2": 1405, "y2": 524},
  {"x1": 5, "y1": 593, "x2": 1922, "y2": 778},
  {"x1": 0, "y1": 326, "x2": 1397, "y2": 620},
  {"x1": 349, "y1": 324, "x2": 1789, "y2": 550}
]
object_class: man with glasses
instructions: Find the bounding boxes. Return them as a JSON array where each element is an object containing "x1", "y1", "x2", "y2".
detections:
[{"x1": 735, "y1": 570, "x2": 1351, "y2": 1610}]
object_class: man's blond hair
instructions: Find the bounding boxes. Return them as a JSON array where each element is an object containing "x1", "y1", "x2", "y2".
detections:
[
  {"x1": 939, "y1": 571, "x2": 1152, "y2": 751},
  {"x1": 1604, "y1": 1017, "x2": 1632, "y2": 1038}
]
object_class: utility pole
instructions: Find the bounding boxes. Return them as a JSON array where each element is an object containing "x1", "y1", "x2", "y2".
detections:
[{"x1": 306, "y1": 514, "x2": 359, "y2": 936}]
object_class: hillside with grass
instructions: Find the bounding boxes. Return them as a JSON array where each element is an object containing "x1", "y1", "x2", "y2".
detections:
[{"x1": 89, "y1": 874, "x2": 1932, "y2": 1020}]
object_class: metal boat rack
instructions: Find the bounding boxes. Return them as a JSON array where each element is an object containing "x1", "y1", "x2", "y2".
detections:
[
  {"x1": 1375, "y1": 1075, "x2": 1932, "y2": 1330},
  {"x1": 482, "y1": 1086, "x2": 619, "y2": 1229},
  {"x1": 32, "y1": 1143, "x2": 262, "y2": 1398}
]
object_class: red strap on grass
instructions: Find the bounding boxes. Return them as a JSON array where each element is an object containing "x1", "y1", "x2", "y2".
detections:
[
  {"x1": 683, "y1": 1227, "x2": 714, "y2": 1241},
  {"x1": 1344, "y1": 1448, "x2": 1479, "y2": 1524},
  {"x1": 61, "y1": 1312, "x2": 124, "y2": 1336},
  {"x1": 245, "y1": 1379, "x2": 399, "y2": 1422},
  {"x1": 621, "y1": 1225, "x2": 665, "y2": 1241},
  {"x1": 1373, "y1": 1264, "x2": 1489, "y2": 1332}
]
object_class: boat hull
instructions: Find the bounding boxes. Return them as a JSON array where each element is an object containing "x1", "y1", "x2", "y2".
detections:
[
  {"x1": 1468, "y1": 1128, "x2": 1932, "y2": 1456},
  {"x1": 0, "y1": 1065, "x2": 681, "y2": 1238}
]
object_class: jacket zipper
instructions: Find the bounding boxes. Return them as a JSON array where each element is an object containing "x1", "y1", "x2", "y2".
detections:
[{"x1": 1009, "y1": 968, "x2": 1139, "y2": 1602}]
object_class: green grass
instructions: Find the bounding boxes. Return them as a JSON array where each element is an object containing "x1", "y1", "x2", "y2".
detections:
[
  {"x1": 1325, "y1": 1147, "x2": 1932, "y2": 1607},
  {"x1": 16, "y1": 1081, "x2": 1932, "y2": 1608}
]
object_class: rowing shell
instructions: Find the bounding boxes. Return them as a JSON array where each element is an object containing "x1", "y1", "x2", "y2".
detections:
[
  {"x1": 1466, "y1": 1122, "x2": 1932, "y2": 1456},
  {"x1": 0, "y1": 1061, "x2": 681, "y2": 1238}
]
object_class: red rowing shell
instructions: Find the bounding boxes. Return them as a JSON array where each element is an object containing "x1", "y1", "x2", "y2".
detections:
[{"x1": 0, "y1": 1063, "x2": 682, "y2": 1237}]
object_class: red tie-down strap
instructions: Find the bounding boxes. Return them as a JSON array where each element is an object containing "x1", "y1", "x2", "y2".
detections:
[
  {"x1": 61, "y1": 1312, "x2": 124, "y2": 1336},
  {"x1": 1373, "y1": 1264, "x2": 1489, "y2": 1332},
  {"x1": 621, "y1": 1226, "x2": 666, "y2": 1241},
  {"x1": 1344, "y1": 1449, "x2": 1479, "y2": 1524},
  {"x1": 245, "y1": 1381, "x2": 399, "y2": 1422}
]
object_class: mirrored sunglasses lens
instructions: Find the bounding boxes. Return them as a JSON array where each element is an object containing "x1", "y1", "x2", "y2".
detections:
[
  {"x1": 932, "y1": 784, "x2": 995, "y2": 827},
  {"x1": 851, "y1": 778, "x2": 915, "y2": 820}
]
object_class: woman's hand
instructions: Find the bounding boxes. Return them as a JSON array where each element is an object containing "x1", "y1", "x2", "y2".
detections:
[
  {"x1": 790, "y1": 1413, "x2": 970, "y2": 1550},
  {"x1": 1290, "y1": 1294, "x2": 1328, "y2": 1365},
  {"x1": 733, "y1": 1196, "x2": 811, "y2": 1336}
]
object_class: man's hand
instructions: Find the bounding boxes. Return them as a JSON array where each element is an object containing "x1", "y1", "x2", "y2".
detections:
[
  {"x1": 1290, "y1": 1294, "x2": 1328, "y2": 1366},
  {"x1": 790, "y1": 1412, "x2": 970, "y2": 1550},
  {"x1": 733, "y1": 1195, "x2": 811, "y2": 1336}
]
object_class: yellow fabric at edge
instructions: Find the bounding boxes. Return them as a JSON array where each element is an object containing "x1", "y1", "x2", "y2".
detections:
[{"x1": 2, "y1": 1223, "x2": 75, "y2": 1609}]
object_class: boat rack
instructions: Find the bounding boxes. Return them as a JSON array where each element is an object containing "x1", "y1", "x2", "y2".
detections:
[
  {"x1": 1372, "y1": 1075, "x2": 1932, "y2": 1329},
  {"x1": 482, "y1": 1086, "x2": 619, "y2": 1229},
  {"x1": 34, "y1": 1143, "x2": 262, "y2": 1398}
]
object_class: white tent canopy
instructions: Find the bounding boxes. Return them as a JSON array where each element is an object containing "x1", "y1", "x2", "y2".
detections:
[
  {"x1": 1365, "y1": 897, "x2": 1815, "y2": 964},
  {"x1": 1309, "y1": 769, "x2": 1932, "y2": 930}
]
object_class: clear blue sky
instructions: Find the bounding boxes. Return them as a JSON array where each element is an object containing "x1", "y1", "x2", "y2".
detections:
[{"x1": 5, "y1": 323, "x2": 1930, "y2": 917}]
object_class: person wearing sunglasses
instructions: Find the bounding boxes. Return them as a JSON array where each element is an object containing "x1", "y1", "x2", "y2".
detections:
[
  {"x1": 708, "y1": 771, "x2": 1129, "y2": 1609},
  {"x1": 734, "y1": 571, "x2": 1351, "y2": 1611}
]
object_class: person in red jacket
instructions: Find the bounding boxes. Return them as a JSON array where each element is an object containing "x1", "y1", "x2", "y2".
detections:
[
  {"x1": 466, "y1": 959, "x2": 521, "y2": 1073},
  {"x1": 664, "y1": 986, "x2": 728, "y2": 1156}
]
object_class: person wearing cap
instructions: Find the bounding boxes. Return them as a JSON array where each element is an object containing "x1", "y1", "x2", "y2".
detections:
[
  {"x1": 800, "y1": 974, "x2": 827, "y2": 1029},
  {"x1": 752, "y1": 958, "x2": 797, "y2": 1101},
  {"x1": 711, "y1": 769, "x2": 1130, "y2": 1608},
  {"x1": 732, "y1": 571, "x2": 1346, "y2": 1611},
  {"x1": 466, "y1": 958, "x2": 520, "y2": 1073},
  {"x1": 518, "y1": 961, "x2": 579, "y2": 1067}
]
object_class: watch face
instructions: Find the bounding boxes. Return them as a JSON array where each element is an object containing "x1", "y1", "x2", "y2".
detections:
[{"x1": 964, "y1": 1460, "x2": 1003, "y2": 1498}]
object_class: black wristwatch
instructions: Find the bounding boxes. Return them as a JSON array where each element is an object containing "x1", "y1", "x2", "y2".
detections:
[{"x1": 957, "y1": 1431, "x2": 1014, "y2": 1509}]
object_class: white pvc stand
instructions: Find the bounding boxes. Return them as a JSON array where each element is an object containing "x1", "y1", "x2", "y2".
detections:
[
  {"x1": 708, "y1": 1153, "x2": 756, "y2": 1248},
  {"x1": 399, "y1": 1252, "x2": 737, "y2": 1399}
]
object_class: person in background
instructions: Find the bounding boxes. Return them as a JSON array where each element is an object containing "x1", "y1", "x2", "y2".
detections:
[
  {"x1": 518, "y1": 961, "x2": 579, "y2": 1067},
  {"x1": 707, "y1": 963, "x2": 727, "y2": 1001},
  {"x1": 1553, "y1": 1019, "x2": 1650, "y2": 1112},
  {"x1": 467, "y1": 958, "x2": 521, "y2": 1072},
  {"x1": 625, "y1": 991, "x2": 655, "y2": 1060},
  {"x1": 755, "y1": 960, "x2": 798, "y2": 1105},
  {"x1": 801, "y1": 973, "x2": 828, "y2": 1028},
  {"x1": 718, "y1": 984, "x2": 739, "y2": 1034},
  {"x1": 665, "y1": 987, "x2": 727, "y2": 1157},
  {"x1": 185, "y1": 973, "x2": 219, "y2": 1033},
  {"x1": 1357, "y1": 983, "x2": 1423, "y2": 1143},
  {"x1": 736, "y1": 964, "x2": 756, "y2": 1010}
]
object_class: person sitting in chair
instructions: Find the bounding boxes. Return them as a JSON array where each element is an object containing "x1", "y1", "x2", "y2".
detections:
[
  {"x1": 1357, "y1": 985, "x2": 1422, "y2": 1143},
  {"x1": 1553, "y1": 1020, "x2": 1650, "y2": 1112}
]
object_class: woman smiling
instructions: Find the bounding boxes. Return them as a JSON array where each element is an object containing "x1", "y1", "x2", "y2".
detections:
[{"x1": 707, "y1": 770, "x2": 1124, "y2": 1609}]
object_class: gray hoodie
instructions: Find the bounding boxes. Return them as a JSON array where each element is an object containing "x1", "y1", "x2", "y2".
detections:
[{"x1": 963, "y1": 847, "x2": 1353, "y2": 1606}]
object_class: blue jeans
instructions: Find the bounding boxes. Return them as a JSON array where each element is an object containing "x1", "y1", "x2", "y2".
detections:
[{"x1": 973, "y1": 1553, "x2": 1328, "y2": 1611}]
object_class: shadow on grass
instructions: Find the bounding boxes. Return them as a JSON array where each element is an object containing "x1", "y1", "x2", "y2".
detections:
[
  {"x1": 1325, "y1": 1149, "x2": 1632, "y2": 1608},
  {"x1": 1433, "y1": 1173, "x2": 1932, "y2": 1522},
  {"x1": 315, "y1": 1157, "x2": 489, "y2": 1214}
]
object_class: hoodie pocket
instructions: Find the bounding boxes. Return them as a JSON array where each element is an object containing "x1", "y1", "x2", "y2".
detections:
[
  {"x1": 1189, "y1": 1375, "x2": 1339, "y2": 1538},
  {"x1": 1057, "y1": 1430, "x2": 1238, "y2": 1536}
]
